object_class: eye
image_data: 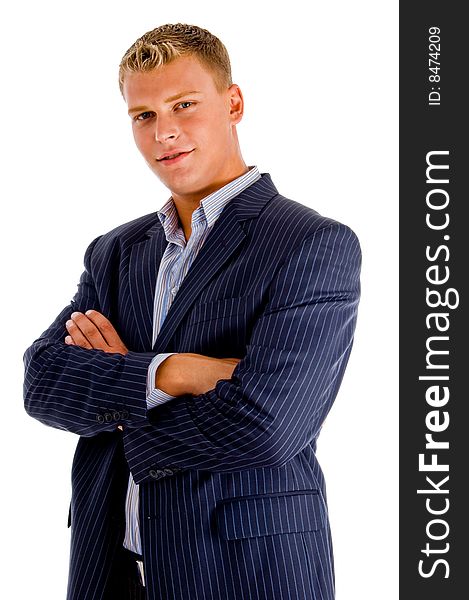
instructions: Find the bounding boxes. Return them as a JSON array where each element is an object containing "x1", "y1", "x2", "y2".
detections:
[
  {"x1": 135, "y1": 111, "x2": 154, "y2": 121},
  {"x1": 177, "y1": 101, "x2": 194, "y2": 110}
]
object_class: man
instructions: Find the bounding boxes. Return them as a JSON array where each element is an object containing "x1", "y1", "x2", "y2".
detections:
[{"x1": 24, "y1": 23, "x2": 361, "y2": 600}]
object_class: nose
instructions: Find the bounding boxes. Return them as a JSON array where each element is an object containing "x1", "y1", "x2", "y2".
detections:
[{"x1": 154, "y1": 114, "x2": 178, "y2": 143}]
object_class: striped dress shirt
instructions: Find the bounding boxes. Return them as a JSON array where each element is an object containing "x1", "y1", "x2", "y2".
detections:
[{"x1": 123, "y1": 165, "x2": 262, "y2": 554}]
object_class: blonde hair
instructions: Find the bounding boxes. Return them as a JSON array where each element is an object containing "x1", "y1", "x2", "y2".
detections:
[{"x1": 118, "y1": 23, "x2": 233, "y2": 97}]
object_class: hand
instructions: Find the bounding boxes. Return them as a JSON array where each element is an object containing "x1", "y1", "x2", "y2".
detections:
[
  {"x1": 156, "y1": 353, "x2": 241, "y2": 396},
  {"x1": 65, "y1": 310, "x2": 129, "y2": 355}
]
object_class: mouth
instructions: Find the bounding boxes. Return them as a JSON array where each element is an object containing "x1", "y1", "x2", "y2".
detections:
[{"x1": 157, "y1": 149, "x2": 194, "y2": 165}]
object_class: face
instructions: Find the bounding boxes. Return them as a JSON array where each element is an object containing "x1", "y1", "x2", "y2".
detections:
[{"x1": 123, "y1": 54, "x2": 246, "y2": 204}]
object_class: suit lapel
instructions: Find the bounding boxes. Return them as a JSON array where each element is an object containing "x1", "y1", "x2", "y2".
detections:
[
  {"x1": 128, "y1": 173, "x2": 279, "y2": 353},
  {"x1": 152, "y1": 203, "x2": 246, "y2": 353},
  {"x1": 128, "y1": 222, "x2": 167, "y2": 349}
]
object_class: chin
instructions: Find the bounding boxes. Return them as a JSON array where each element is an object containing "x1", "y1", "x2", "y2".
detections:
[{"x1": 170, "y1": 173, "x2": 209, "y2": 195}]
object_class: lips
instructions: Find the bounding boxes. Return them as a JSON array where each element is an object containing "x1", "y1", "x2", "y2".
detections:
[
  {"x1": 156, "y1": 149, "x2": 194, "y2": 167},
  {"x1": 157, "y1": 149, "x2": 194, "y2": 161},
  {"x1": 160, "y1": 152, "x2": 183, "y2": 161}
]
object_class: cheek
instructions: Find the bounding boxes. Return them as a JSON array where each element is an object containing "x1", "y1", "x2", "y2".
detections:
[
  {"x1": 133, "y1": 129, "x2": 153, "y2": 157},
  {"x1": 188, "y1": 112, "x2": 223, "y2": 141},
  {"x1": 196, "y1": 120, "x2": 226, "y2": 152}
]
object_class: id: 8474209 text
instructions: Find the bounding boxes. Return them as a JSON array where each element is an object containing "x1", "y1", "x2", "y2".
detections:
[{"x1": 428, "y1": 26, "x2": 441, "y2": 106}]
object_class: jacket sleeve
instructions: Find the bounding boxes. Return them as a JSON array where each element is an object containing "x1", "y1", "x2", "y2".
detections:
[
  {"x1": 124, "y1": 222, "x2": 362, "y2": 483},
  {"x1": 23, "y1": 236, "x2": 155, "y2": 437}
]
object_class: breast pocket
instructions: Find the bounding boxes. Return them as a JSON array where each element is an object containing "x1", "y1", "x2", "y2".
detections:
[
  {"x1": 186, "y1": 295, "x2": 251, "y2": 326},
  {"x1": 215, "y1": 490, "x2": 326, "y2": 541}
]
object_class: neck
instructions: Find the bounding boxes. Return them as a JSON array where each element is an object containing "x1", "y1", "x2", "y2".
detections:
[{"x1": 172, "y1": 159, "x2": 249, "y2": 241}]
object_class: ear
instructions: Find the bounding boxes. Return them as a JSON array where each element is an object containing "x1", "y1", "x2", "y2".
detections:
[{"x1": 228, "y1": 84, "x2": 244, "y2": 125}]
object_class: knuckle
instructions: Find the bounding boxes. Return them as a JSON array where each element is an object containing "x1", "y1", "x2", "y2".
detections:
[{"x1": 82, "y1": 325, "x2": 96, "y2": 337}]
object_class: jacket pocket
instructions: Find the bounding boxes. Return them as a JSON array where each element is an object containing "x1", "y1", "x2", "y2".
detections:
[
  {"x1": 215, "y1": 490, "x2": 326, "y2": 541},
  {"x1": 187, "y1": 295, "x2": 250, "y2": 325}
]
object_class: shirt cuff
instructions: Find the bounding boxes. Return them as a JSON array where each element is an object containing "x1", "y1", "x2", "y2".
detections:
[{"x1": 146, "y1": 352, "x2": 178, "y2": 409}]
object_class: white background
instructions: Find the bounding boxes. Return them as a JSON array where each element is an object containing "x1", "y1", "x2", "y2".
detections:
[{"x1": 1, "y1": 1, "x2": 398, "y2": 598}]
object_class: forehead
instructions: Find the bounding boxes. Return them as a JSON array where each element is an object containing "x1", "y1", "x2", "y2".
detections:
[{"x1": 123, "y1": 55, "x2": 218, "y2": 103}]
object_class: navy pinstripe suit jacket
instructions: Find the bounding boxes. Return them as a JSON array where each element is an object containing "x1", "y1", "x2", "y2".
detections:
[{"x1": 24, "y1": 173, "x2": 361, "y2": 600}]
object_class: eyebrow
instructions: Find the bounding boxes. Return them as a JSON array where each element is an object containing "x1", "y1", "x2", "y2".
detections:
[{"x1": 128, "y1": 90, "x2": 202, "y2": 114}]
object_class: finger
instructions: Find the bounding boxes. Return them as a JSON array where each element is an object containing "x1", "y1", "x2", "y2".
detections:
[
  {"x1": 65, "y1": 319, "x2": 94, "y2": 349},
  {"x1": 64, "y1": 335, "x2": 76, "y2": 345},
  {"x1": 84, "y1": 309, "x2": 123, "y2": 347},
  {"x1": 69, "y1": 312, "x2": 108, "y2": 349}
]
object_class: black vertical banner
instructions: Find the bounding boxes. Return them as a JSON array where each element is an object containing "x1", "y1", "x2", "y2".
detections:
[{"x1": 400, "y1": 3, "x2": 467, "y2": 598}]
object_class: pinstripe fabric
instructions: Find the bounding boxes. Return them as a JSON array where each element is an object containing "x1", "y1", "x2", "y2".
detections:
[
  {"x1": 124, "y1": 165, "x2": 261, "y2": 554},
  {"x1": 23, "y1": 172, "x2": 361, "y2": 599}
]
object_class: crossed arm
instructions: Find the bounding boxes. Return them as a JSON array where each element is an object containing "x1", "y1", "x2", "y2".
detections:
[
  {"x1": 24, "y1": 222, "x2": 361, "y2": 471},
  {"x1": 64, "y1": 309, "x2": 241, "y2": 398}
]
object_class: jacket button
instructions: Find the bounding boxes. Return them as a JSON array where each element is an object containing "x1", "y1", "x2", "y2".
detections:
[
  {"x1": 104, "y1": 412, "x2": 113, "y2": 423},
  {"x1": 121, "y1": 410, "x2": 129, "y2": 419},
  {"x1": 163, "y1": 468, "x2": 174, "y2": 476},
  {"x1": 149, "y1": 469, "x2": 163, "y2": 479},
  {"x1": 112, "y1": 410, "x2": 120, "y2": 422},
  {"x1": 96, "y1": 414, "x2": 105, "y2": 424}
]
